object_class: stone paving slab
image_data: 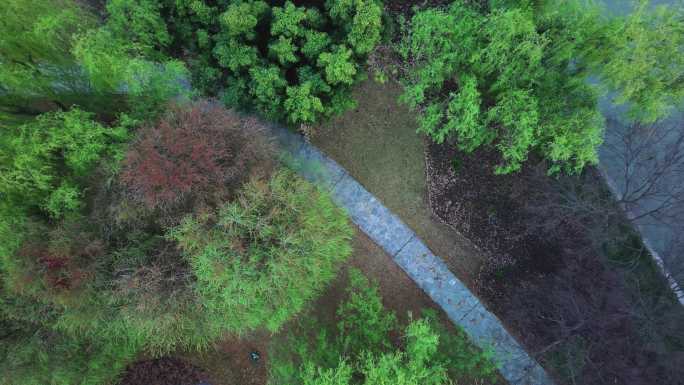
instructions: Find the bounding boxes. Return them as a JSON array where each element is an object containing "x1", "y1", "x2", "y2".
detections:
[
  {"x1": 461, "y1": 304, "x2": 550, "y2": 385},
  {"x1": 271, "y1": 126, "x2": 347, "y2": 191},
  {"x1": 271, "y1": 127, "x2": 555, "y2": 385},
  {"x1": 395, "y1": 238, "x2": 551, "y2": 385},
  {"x1": 394, "y1": 238, "x2": 481, "y2": 322},
  {"x1": 331, "y1": 174, "x2": 416, "y2": 256}
]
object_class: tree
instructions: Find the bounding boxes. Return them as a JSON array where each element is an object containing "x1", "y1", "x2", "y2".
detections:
[
  {"x1": 152, "y1": 0, "x2": 383, "y2": 125},
  {"x1": 300, "y1": 320, "x2": 451, "y2": 385},
  {"x1": 400, "y1": 1, "x2": 604, "y2": 174},
  {"x1": 0, "y1": 108, "x2": 127, "y2": 218},
  {"x1": 0, "y1": 0, "x2": 95, "y2": 113},
  {"x1": 595, "y1": 1, "x2": 684, "y2": 123},
  {"x1": 400, "y1": 0, "x2": 684, "y2": 174},
  {"x1": 0, "y1": 317, "x2": 137, "y2": 385},
  {"x1": 120, "y1": 100, "x2": 274, "y2": 219},
  {"x1": 73, "y1": 28, "x2": 191, "y2": 120},
  {"x1": 105, "y1": 0, "x2": 171, "y2": 57},
  {"x1": 169, "y1": 169, "x2": 353, "y2": 333}
]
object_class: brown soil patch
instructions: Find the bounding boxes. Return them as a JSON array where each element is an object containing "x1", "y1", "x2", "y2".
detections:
[
  {"x1": 425, "y1": 142, "x2": 684, "y2": 385},
  {"x1": 118, "y1": 357, "x2": 209, "y2": 385},
  {"x1": 425, "y1": 142, "x2": 563, "y2": 291},
  {"x1": 181, "y1": 332, "x2": 271, "y2": 385}
]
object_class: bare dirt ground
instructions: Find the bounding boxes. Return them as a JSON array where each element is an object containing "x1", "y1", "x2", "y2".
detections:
[{"x1": 118, "y1": 357, "x2": 210, "y2": 385}]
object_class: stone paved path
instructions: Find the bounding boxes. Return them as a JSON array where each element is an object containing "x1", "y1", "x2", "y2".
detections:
[{"x1": 271, "y1": 125, "x2": 554, "y2": 385}]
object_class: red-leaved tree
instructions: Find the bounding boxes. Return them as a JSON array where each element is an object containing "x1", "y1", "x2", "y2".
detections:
[
  {"x1": 10, "y1": 221, "x2": 103, "y2": 299},
  {"x1": 120, "y1": 100, "x2": 274, "y2": 217}
]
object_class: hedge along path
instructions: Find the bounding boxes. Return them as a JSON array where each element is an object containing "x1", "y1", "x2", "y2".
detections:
[{"x1": 270, "y1": 125, "x2": 554, "y2": 385}]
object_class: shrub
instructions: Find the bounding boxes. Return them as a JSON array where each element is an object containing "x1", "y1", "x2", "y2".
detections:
[
  {"x1": 336, "y1": 269, "x2": 398, "y2": 357},
  {"x1": 169, "y1": 169, "x2": 353, "y2": 333},
  {"x1": 143, "y1": 0, "x2": 383, "y2": 125},
  {"x1": 120, "y1": 100, "x2": 274, "y2": 219},
  {"x1": 421, "y1": 309, "x2": 498, "y2": 381},
  {"x1": 0, "y1": 108, "x2": 128, "y2": 218},
  {"x1": 354, "y1": 319, "x2": 451, "y2": 385},
  {"x1": 0, "y1": 0, "x2": 95, "y2": 112}
]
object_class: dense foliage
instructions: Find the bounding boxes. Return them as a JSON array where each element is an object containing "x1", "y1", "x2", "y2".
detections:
[
  {"x1": 169, "y1": 169, "x2": 353, "y2": 333},
  {"x1": 592, "y1": 1, "x2": 684, "y2": 122},
  {"x1": 270, "y1": 269, "x2": 498, "y2": 385},
  {"x1": 0, "y1": 99, "x2": 353, "y2": 382},
  {"x1": 0, "y1": 319, "x2": 137, "y2": 385},
  {"x1": 0, "y1": 0, "x2": 191, "y2": 122},
  {"x1": 400, "y1": 0, "x2": 684, "y2": 174},
  {"x1": 2, "y1": 0, "x2": 681, "y2": 383},
  {"x1": 103, "y1": 0, "x2": 383, "y2": 125},
  {"x1": 0, "y1": 108, "x2": 128, "y2": 218},
  {"x1": 0, "y1": 0, "x2": 94, "y2": 113},
  {"x1": 120, "y1": 100, "x2": 273, "y2": 220},
  {"x1": 73, "y1": 27, "x2": 192, "y2": 120}
]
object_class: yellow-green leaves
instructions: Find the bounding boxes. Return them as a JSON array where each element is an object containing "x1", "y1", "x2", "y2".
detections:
[
  {"x1": 318, "y1": 46, "x2": 357, "y2": 85},
  {"x1": 169, "y1": 170, "x2": 352, "y2": 334},
  {"x1": 1, "y1": 109, "x2": 126, "y2": 218},
  {"x1": 285, "y1": 82, "x2": 325, "y2": 124},
  {"x1": 402, "y1": 1, "x2": 607, "y2": 175},
  {"x1": 599, "y1": 1, "x2": 684, "y2": 123}
]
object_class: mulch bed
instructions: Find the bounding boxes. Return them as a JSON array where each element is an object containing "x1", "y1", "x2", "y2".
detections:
[
  {"x1": 425, "y1": 141, "x2": 684, "y2": 385},
  {"x1": 425, "y1": 142, "x2": 563, "y2": 292},
  {"x1": 118, "y1": 357, "x2": 210, "y2": 385}
]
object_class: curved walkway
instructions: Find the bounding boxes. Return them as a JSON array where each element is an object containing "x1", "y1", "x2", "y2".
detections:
[{"x1": 271, "y1": 125, "x2": 554, "y2": 385}]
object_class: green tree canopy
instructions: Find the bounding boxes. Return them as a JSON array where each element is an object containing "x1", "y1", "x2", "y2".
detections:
[
  {"x1": 401, "y1": 0, "x2": 684, "y2": 174},
  {"x1": 169, "y1": 169, "x2": 353, "y2": 333},
  {"x1": 0, "y1": 108, "x2": 128, "y2": 218},
  {"x1": 269, "y1": 270, "x2": 498, "y2": 385},
  {"x1": 0, "y1": 0, "x2": 94, "y2": 112},
  {"x1": 595, "y1": 0, "x2": 684, "y2": 122},
  {"x1": 143, "y1": 0, "x2": 383, "y2": 125}
]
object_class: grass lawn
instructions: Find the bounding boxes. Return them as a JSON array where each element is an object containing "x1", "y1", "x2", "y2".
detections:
[
  {"x1": 311, "y1": 80, "x2": 487, "y2": 283},
  {"x1": 182, "y1": 229, "x2": 503, "y2": 385}
]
